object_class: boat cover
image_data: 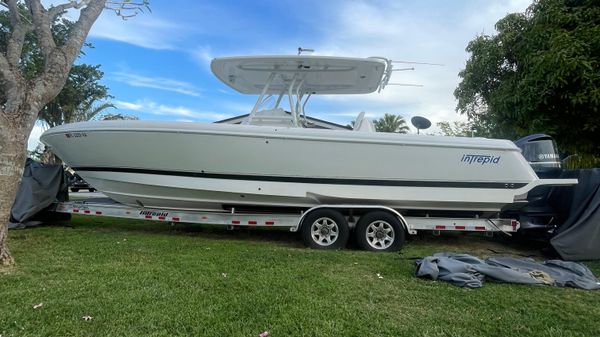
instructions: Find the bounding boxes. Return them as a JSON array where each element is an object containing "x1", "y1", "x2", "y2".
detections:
[
  {"x1": 415, "y1": 253, "x2": 600, "y2": 289},
  {"x1": 8, "y1": 159, "x2": 68, "y2": 229},
  {"x1": 549, "y1": 169, "x2": 600, "y2": 260}
]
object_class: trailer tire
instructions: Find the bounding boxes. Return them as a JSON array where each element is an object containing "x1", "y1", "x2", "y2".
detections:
[
  {"x1": 301, "y1": 209, "x2": 349, "y2": 249},
  {"x1": 355, "y1": 211, "x2": 404, "y2": 252}
]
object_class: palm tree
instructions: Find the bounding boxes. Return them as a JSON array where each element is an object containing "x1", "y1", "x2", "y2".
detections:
[
  {"x1": 38, "y1": 64, "x2": 114, "y2": 127},
  {"x1": 373, "y1": 113, "x2": 410, "y2": 133},
  {"x1": 40, "y1": 101, "x2": 116, "y2": 128},
  {"x1": 99, "y1": 112, "x2": 139, "y2": 121}
]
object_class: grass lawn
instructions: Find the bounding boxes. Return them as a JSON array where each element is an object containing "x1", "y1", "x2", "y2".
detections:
[{"x1": 1, "y1": 215, "x2": 599, "y2": 337}]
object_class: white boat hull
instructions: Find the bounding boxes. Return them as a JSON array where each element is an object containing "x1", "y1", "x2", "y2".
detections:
[{"x1": 41, "y1": 121, "x2": 574, "y2": 213}]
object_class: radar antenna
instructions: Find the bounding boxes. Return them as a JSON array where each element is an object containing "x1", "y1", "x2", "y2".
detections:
[{"x1": 411, "y1": 116, "x2": 432, "y2": 134}]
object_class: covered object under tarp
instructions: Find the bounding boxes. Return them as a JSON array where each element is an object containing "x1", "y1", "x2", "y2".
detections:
[
  {"x1": 549, "y1": 169, "x2": 600, "y2": 260},
  {"x1": 8, "y1": 159, "x2": 68, "y2": 229}
]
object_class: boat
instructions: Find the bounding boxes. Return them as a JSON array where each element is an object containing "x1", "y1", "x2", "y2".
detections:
[{"x1": 40, "y1": 54, "x2": 577, "y2": 215}]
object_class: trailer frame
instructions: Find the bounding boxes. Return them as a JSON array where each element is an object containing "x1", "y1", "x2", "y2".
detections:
[{"x1": 51, "y1": 198, "x2": 519, "y2": 237}]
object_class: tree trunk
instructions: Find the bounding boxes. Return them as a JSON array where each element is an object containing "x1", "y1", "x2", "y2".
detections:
[
  {"x1": 0, "y1": 119, "x2": 30, "y2": 266},
  {"x1": 0, "y1": 0, "x2": 121, "y2": 266}
]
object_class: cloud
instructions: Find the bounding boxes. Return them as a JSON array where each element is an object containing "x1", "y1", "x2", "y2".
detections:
[
  {"x1": 111, "y1": 72, "x2": 202, "y2": 97},
  {"x1": 303, "y1": 0, "x2": 531, "y2": 127},
  {"x1": 112, "y1": 100, "x2": 143, "y2": 111},
  {"x1": 89, "y1": 11, "x2": 186, "y2": 50},
  {"x1": 42, "y1": 1, "x2": 183, "y2": 49},
  {"x1": 83, "y1": 0, "x2": 530, "y2": 131},
  {"x1": 114, "y1": 99, "x2": 233, "y2": 121},
  {"x1": 192, "y1": 45, "x2": 215, "y2": 69}
]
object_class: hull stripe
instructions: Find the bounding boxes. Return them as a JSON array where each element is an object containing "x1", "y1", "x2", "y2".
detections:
[{"x1": 73, "y1": 167, "x2": 528, "y2": 189}]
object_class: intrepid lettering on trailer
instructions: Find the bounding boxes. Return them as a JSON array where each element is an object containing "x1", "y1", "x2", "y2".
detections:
[
  {"x1": 139, "y1": 210, "x2": 169, "y2": 217},
  {"x1": 461, "y1": 154, "x2": 501, "y2": 165}
]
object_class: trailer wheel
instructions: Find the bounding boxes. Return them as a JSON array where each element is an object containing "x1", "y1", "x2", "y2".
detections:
[
  {"x1": 355, "y1": 211, "x2": 405, "y2": 252},
  {"x1": 301, "y1": 209, "x2": 349, "y2": 249}
]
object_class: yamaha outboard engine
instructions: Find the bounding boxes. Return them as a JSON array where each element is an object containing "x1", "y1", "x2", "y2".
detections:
[
  {"x1": 512, "y1": 134, "x2": 563, "y2": 235},
  {"x1": 514, "y1": 134, "x2": 562, "y2": 179}
]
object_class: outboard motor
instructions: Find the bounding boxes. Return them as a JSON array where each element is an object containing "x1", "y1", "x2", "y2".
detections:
[
  {"x1": 512, "y1": 134, "x2": 564, "y2": 236},
  {"x1": 514, "y1": 134, "x2": 562, "y2": 179}
]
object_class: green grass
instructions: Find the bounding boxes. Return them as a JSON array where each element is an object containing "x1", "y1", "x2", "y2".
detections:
[{"x1": 1, "y1": 215, "x2": 600, "y2": 337}]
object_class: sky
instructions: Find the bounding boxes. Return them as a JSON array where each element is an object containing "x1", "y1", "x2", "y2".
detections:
[{"x1": 29, "y1": 0, "x2": 532, "y2": 149}]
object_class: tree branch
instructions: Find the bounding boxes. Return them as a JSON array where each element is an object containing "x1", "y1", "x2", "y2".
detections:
[
  {"x1": 25, "y1": 0, "x2": 56, "y2": 61},
  {"x1": 37, "y1": 0, "x2": 106, "y2": 103},
  {"x1": 0, "y1": 51, "x2": 26, "y2": 119},
  {"x1": 47, "y1": 1, "x2": 77, "y2": 19},
  {"x1": 0, "y1": 53, "x2": 12, "y2": 91},
  {"x1": 61, "y1": 0, "x2": 106, "y2": 64},
  {"x1": 47, "y1": 0, "x2": 93, "y2": 20},
  {"x1": 4, "y1": 0, "x2": 34, "y2": 67},
  {"x1": 4, "y1": 0, "x2": 20, "y2": 27},
  {"x1": 105, "y1": 0, "x2": 149, "y2": 20}
]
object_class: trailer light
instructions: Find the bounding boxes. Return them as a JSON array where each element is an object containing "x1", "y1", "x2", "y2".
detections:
[
  {"x1": 455, "y1": 225, "x2": 465, "y2": 230},
  {"x1": 475, "y1": 226, "x2": 486, "y2": 231},
  {"x1": 95, "y1": 211, "x2": 102, "y2": 215},
  {"x1": 145, "y1": 215, "x2": 153, "y2": 219},
  {"x1": 73, "y1": 209, "x2": 79, "y2": 213},
  {"x1": 84, "y1": 210, "x2": 91, "y2": 214},
  {"x1": 232, "y1": 220, "x2": 241, "y2": 224},
  {"x1": 511, "y1": 219, "x2": 519, "y2": 230},
  {"x1": 265, "y1": 221, "x2": 275, "y2": 225},
  {"x1": 158, "y1": 216, "x2": 166, "y2": 220},
  {"x1": 435, "y1": 225, "x2": 445, "y2": 230},
  {"x1": 248, "y1": 220, "x2": 257, "y2": 225},
  {"x1": 172, "y1": 217, "x2": 180, "y2": 222}
]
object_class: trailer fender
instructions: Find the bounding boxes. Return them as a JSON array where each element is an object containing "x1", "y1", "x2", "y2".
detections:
[{"x1": 294, "y1": 205, "x2": 411, "y2": 234}]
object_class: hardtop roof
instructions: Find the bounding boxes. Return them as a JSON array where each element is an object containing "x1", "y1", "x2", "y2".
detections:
[{"x1": 210, "y1": 55, "x2": 388, "y2": 95}]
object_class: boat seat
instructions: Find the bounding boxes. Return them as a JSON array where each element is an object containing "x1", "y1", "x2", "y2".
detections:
[
  {"x1": 248, "y1": 108, "x2": 296, "y2": 127},
  {"x1": 353, "y1": 111, "x2": 376, "y2": 132}
]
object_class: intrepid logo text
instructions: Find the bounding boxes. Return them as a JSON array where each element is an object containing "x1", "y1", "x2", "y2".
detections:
[
  {"x1": 139, "y1": 210, "x2": 169, "y2": 217},
  {"x1": 461, "y1": 154, "x2": 501, "y2": 165}
]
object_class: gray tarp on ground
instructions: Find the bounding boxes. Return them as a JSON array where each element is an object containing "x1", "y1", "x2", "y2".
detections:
[
  {"x1": 416, "y1": 253, "x2": 600, "y2": 289},
  {"x1": 549, "y1": 169, "x2": 600, "y2": 261},
  {"x1": 8, "y1": 159, "x2": 67, "y2": 229}
]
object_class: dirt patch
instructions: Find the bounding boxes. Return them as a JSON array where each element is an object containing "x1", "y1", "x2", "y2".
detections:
[{"x1": 408, "y1": 232, "x2": 547, "y2": 258}]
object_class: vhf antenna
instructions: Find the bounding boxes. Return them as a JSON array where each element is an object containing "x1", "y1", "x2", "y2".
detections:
[
  {"x1": 380, "y1": 60, "x2": 444, "y2": 91},
  {"x1": 298, "y1": 47, "x2": 315, "y2": 55},
  {"x1": 392, "y1": 60, "x2": 444, "y2": 66}
]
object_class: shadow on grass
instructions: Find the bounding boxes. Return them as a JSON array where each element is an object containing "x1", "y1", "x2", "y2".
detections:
[
  {"x1": 33, "y1": 215, "x2": 551, "y2": 256},
  {"x1": 65, "y1": 215, "x2": 307, "y2": 248},
  {"x1": 408, "y1": 232, "x2": 549, "y2": 258}
]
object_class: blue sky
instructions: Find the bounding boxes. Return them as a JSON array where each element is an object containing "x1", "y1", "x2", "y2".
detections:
[{"x1": 30, "y1": 0, "x2": 531, "y2": 148}]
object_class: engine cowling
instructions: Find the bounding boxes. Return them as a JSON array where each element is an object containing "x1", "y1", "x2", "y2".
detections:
[{"x1": 514, "y1": 134, "x2": 562, "y2": 179}]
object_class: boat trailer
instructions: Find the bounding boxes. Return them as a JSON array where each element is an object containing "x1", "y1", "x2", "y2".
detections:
[{"x1": 50, "y1": 198, "x2": 520, "y2": 252}]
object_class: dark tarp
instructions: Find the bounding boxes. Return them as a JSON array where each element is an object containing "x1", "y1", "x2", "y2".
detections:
[
  {"x1": 416, "y1": 253, "x2": 600, "y2": 289},
  {"x1": 8, "y1": 159, "x2": 68, "y2": 229},
  {"x1": 549, "y1": 169, "x2": 600, "y2": 260}
]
